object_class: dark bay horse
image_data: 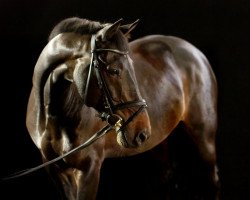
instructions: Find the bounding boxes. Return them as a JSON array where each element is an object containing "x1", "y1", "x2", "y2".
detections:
[{"x1": 26, "y1": 17, "x2": 219, "y2": 199}]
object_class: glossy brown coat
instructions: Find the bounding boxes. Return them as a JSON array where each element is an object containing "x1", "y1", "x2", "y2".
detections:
[{"x1": 26, "y1": 17, "x2": 219, "y2": 200}]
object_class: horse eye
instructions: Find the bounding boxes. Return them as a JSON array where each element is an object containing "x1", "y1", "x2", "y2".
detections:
[{"x1": 107, "y1": 66, "x2": 120, "y2": 76}]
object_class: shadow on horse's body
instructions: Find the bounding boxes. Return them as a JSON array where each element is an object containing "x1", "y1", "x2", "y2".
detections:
[{"x1": 26, "y1": 17, "x2": 219, "y2": 200}]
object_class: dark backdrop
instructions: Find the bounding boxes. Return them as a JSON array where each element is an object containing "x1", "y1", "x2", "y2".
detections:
[{"x1": 0, "y1": 0, "x2": 249, "y2": 200}]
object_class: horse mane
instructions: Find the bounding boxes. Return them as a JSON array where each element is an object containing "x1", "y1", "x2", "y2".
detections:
[{"x1": 48, "y1": 17, "x2": 105, "y2": 41}]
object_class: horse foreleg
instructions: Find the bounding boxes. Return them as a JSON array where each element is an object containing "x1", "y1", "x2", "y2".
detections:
[
  {"x1": 75, "y1": 158, "x2": 103, "y2": 200},
  {"x1": 44, "y1": 156, "x2": 103, "y2": 200},
  {"x1": 44, "y1": 162, "x2": 78, "y2": 200}
]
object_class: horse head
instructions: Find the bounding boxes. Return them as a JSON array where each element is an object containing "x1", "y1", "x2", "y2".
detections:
[{"x1": 72, "y1": 19, "x2": 151, "y2": 148}]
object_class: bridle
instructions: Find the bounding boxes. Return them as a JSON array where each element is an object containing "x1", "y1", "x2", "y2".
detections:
[
  {"x1": 1, "y1": 34, "x2": 148, "y2": 180},
  {"x1": 85, "y1": 35, "x2": 147, "y2": 142}
]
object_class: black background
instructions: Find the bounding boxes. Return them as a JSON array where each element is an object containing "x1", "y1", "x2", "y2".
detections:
[{"x1": 0, "y1": 0, "x2": 250, "y2": 200}]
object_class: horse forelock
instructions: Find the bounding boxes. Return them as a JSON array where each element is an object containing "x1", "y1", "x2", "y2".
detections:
[{"x1": 48, "y1": 17, "x2": 105, "y2": 41}]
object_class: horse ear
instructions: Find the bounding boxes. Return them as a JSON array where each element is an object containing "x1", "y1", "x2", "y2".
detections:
[
  {"x1": 120, "y1": 19, "x2": 140, "y2": 36},
  {"x1": 96, "y1": 18, "x2": 123, "y2": 41}
]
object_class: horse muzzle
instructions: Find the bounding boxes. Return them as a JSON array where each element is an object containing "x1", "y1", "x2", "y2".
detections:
[{"x1": 115, "y1": 109, "x2": 151, "y2": 148}]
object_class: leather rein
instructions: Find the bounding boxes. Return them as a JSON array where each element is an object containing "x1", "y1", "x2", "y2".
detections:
[{"x1": 2, "y1": 35, "x2": 147, "y2": 180}]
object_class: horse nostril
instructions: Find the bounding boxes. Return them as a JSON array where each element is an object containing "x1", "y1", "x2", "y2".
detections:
[
  {"x1": 139, "y1": 132, "x2": 147, "y2": 142},
  {"x1": 135, "y1": 131, "x2": 148, "y2": 146}
]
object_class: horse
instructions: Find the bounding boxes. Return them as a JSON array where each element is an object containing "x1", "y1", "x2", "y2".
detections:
[{"x1": 25, "y1": 17, "x2": 219, "y2": 200}]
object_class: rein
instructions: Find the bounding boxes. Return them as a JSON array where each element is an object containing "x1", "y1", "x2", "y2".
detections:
[{"x1": 2, "y1": 34, "x2": 147, "y2": 181}]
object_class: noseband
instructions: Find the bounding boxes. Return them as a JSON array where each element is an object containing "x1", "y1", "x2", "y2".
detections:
[{"x1": 85, "y1": 35, "x2": 147, "y2": 137}]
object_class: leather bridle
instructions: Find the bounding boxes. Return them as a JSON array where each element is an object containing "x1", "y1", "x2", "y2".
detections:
[{"x1": 85, "y1": 35, "x2": 147, "y2": 142}]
